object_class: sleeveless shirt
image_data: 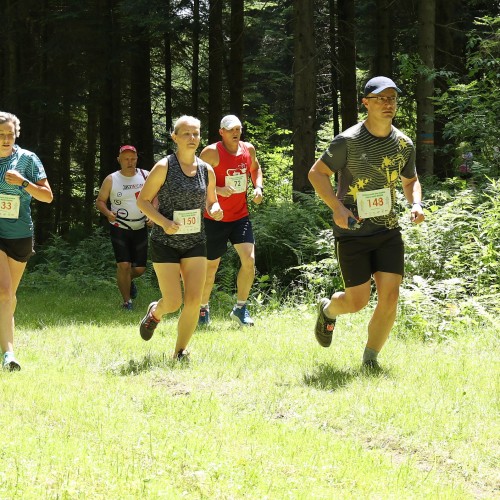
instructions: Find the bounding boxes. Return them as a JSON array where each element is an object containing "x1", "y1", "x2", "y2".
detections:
[
  {"x1": 110, "y1": 169, "x2": 148, "y2": 230},
  {"x1": 151, "y1": 154, "x2": 209, "y2": 250},
  {"x1": 204, "y1": 141, "x2": 252, "y2": 222}
]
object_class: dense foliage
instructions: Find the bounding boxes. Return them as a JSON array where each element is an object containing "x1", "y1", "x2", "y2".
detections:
[{"x1": 1, "y1": 1, "x2": 497, "y2": 240}]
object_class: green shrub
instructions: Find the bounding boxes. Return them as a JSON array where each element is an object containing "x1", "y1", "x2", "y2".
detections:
[{"x1": 24, "y1": 228, "x2": 116, "y2": 291}]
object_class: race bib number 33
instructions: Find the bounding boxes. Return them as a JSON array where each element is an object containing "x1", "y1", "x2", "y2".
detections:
[
  {"x1": 356, "y1": 188, "x2": 392, "y2": 218},
  {"x1": 0, "y1": 194, "x2": 20, "y2": 219},
  {"x1": 173, "y1": 209, "x2": 201, "y2": 234}
]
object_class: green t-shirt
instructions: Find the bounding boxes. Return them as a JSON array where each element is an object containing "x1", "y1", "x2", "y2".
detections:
[{"x1": 0, "y1": 146, "x2": 47, "y2": 239}]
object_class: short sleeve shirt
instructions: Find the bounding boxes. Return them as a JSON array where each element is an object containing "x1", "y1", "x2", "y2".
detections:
[
  {"x1": 0, "y1": 145, "x2": 47, "y2": 238},
  {"x1": 320, "y1": 122, "x2": 416, "y2": 237}
]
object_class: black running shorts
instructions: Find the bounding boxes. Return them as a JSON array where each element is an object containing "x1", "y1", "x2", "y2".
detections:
[
  {"x1": 204, "y1": 216, "x2": 255, "y2": 261},
  {"x1": 0, "y1": 236, "x2": 34, "y2": 262},
  {"x1": 109, "y1": 225, "x2": 148, "y2": 267},
  {"x1": 150, "y1": 239, "x2": 207, "y2": 264},
  {"x1": 335, "y1": 228, "x2": 404, "y2": 288}
]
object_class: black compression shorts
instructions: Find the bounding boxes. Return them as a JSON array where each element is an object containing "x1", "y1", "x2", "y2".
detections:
[{"x1": 109, "y1": 225, "x2": 148, "y2": 267}]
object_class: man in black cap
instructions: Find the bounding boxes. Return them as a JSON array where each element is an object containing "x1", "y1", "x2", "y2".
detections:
[{"x1": 308, "y1": 76, "x2": 425, "y2": 370}]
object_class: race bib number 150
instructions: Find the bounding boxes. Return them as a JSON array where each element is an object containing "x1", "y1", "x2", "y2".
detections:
[{"x1": 173, "y1": 209, "x2": 201, "y2": 234}]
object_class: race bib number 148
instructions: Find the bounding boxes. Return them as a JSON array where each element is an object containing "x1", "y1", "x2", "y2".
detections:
[{"x1": 356, "y1": 188, "x2": 391, "y2": 219}]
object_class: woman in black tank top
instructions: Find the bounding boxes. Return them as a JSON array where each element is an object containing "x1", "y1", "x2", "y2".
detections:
[{"x1": 137, "y1": 116, "x2": 223, "y2": 360}]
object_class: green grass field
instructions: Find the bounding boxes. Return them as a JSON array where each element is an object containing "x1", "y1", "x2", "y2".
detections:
[{"x1": 1, "y1": 285, "x2": 498, "y2": 499}]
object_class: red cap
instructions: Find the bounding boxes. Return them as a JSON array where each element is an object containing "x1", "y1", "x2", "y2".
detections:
[{"x1": 119, "y1": 145, "x2": 137, "y2": 154}]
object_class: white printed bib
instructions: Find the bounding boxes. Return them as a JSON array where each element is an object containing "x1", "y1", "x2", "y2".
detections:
[
  {"x1": 173, "y1": 209, "x2": 201, "y2": 234},
  {"x1": 225, "y1": 173, "x2": 247, "y2": 194},
  {"x1": 356, "y1": 188, "x2": 391, "y2": 218},
  {"x1": 0, "y1": 194, "x2": 20, "y2": 219}
]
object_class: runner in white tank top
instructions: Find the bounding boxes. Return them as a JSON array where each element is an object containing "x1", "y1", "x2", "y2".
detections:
[{"x1": 95, "y1": 145, "x2": 150, "y2": 310}]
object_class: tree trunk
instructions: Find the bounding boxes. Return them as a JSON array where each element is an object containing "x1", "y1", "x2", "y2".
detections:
[
  {"x1": 130, "y1": 32, "x2": 154, "y2": 168},
  {"x1": 32, "y1": 0, "x2": 55, "y2": 243},
  {"x1": 4, "y1": 0, "x2": 18, "y2": 110},
  {"x1": 329, "y1": 0, "x2": 340, "y2": 136},
  {"x1": 208, "y1": 0, "x2": 224, "y2": 142},
  {"x1": 84, "y1": 91, "x2": 99, "y2": 232},
  {"x1": 292, "y1": 0, "x2": 316, "y2": 195},
  {"x1": 337, "y1": 0, "x2": 357, "y2": 130},
  {"x1": 57, "y1": 95, "x2": 72, "y2": 236},
  {"x1": 164, "y1": 29, "x2": 173, "y2": 143},
  {"x1": 416, "y1": 0, "x2": 435, "y2": 176},
  {"x1": 229, "y1": 0, "x2": 244, "y2": 118},
  {"x1": 99, "y1": 0, "x2": 122, "y2": 184},
  {"x1": 376, "y1": 0, "x2": 392, "y2": 76},
  {"x1": 191, "y1": 0, "x2": 200, "y2": 117},
  {"x1": 434, "y1": 0, "x2": 465, "y2": 178}
]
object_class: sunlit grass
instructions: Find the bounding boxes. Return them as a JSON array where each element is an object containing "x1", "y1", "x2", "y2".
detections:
[{"x1": 0, "y1": 287, "x2": 498, "y2": 498}]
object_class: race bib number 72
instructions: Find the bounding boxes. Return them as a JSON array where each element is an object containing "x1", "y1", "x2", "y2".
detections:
[{"x1": 225, "y1": 173, "x2": 247, "y2": 194}]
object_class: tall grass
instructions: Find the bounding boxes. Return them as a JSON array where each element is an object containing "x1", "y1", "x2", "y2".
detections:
[{"x1": 1, "y1": 286, "x2": 498, "y2": 499}]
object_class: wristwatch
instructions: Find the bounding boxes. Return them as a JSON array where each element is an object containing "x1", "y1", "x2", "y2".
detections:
[{"x1": 21, "y1": 179, "x2": 30, "y2": 188}]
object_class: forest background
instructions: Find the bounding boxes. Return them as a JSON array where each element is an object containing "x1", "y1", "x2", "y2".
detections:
[{"x1": 1, "y1": 0, "x2": 499, "y2": 326}]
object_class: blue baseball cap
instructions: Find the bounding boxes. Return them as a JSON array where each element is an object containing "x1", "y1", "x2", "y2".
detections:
[{"x1": 364, "y1": 76, "x2": 401, "y2": 96}]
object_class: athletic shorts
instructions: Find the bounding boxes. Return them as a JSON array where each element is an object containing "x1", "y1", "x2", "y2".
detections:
[
  {"x1": 335, "y1": 228, "x2": 404, "y2": 288},
  {"x1": 204, "y1": 216, "x2": 255, "y2": 261},
  {"x1": 109, "y1": 225, "x2": 148, "y2": 267},
  {"x1": 0, "y1": 236, "x2": 35, "y2": 263},
  {"x1": 150, "y1": 239, "x2": 206, "y2": 264}
]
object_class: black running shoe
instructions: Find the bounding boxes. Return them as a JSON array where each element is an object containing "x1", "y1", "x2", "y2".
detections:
[
  {"x1": 140, "y1": 302, "x2": 159, "y2": 341},
  {"x1": 175, "y1": 349, "x2": 190, "y2": 363},
  {"x1": 130, "y1": 281, "x2": 138, "y2": 299},
  {"x1": 314, "y1": 298, "x2": 336, "y2": 347}
]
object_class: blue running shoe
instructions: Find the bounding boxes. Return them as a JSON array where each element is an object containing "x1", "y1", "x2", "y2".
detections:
[
  {"x1": 198, "y1": 307, "x2": 210, "y2": 326},
  {"x1": 230, "y1": 305, "x2": 254, "y2": 327},
  {"x1": 130, "y1": 281, "x2": 138, "y2": 299},
  {"x1": 122, "y1": 301, "x2": 133, "y2": 311},
  {"x1": 3, "y1": 352, "x2": 21, "y2": 371}
]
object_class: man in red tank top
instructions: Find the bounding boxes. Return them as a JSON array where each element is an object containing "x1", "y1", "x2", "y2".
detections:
[{"x1": 199, "y1": 115, "x2": 263, "y2": 327}]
